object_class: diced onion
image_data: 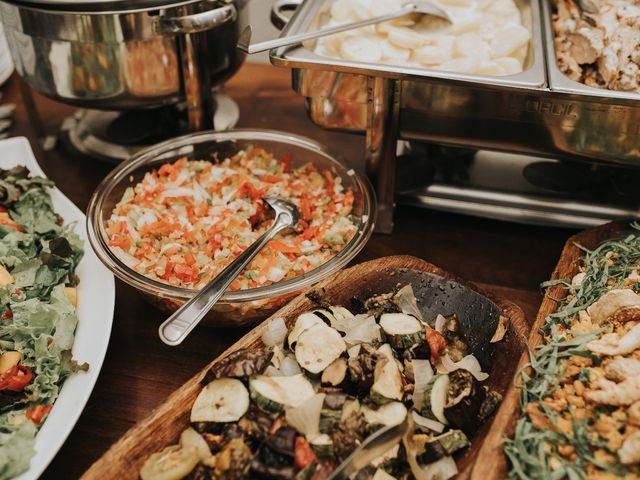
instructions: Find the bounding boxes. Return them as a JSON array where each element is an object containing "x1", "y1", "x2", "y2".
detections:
[
  {"x1": 262, "y1": 317, "x2": 288, "y2": 347},
  {"x1": 280, "y1": 356, "x2": 302, "y2": 376},
  {"x1": 285, "y1": 393, "x2": 325, "y2": 437},
  {"x1": 437, "y1": 354, "x2": 489, "y2": 381},
  {"x1": 412, "y1": 411, "x2": 445, "y2": 434},
  {"x1": 411, "y1": 359, "x2": 433, "y2": 411},
  {"x1": 265, "y1": 355, "x2": 302, "y2": 377},
  {"x1": 394, "y1": 285, "x2": 423, "y2": 321}
]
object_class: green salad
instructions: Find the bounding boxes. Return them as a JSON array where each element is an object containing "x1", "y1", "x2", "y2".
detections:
[{"x1": 0, "y1": 166, "x2": 87, "y2": 479}]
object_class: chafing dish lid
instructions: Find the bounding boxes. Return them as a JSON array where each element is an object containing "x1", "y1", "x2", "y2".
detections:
[{"x1": 5, "y1": 0, "x2": 208, "y2": 12}]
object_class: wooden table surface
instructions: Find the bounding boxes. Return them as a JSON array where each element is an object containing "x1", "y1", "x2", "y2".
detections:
[{"x1": 0, "y1": 63, "x2": 577, "y2": 478}]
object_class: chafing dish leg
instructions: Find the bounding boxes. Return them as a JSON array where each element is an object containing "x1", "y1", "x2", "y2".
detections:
[{"x1": 366, "y1": 77, "x2": 400, "y2": 234}]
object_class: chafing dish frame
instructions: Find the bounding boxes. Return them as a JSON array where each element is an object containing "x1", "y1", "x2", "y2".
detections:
[{"x1": 269, "y1": 0, "x2": 640, "y2": 233}]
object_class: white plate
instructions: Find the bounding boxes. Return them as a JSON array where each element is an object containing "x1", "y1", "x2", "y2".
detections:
[{"x1": 1, "y1": 137, "x2": 115, "y2": 480}]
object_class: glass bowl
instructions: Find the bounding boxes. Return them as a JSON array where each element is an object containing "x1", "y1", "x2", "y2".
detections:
[{"x1": 86, "y1": 129, "x2": 376, "y2": 327}]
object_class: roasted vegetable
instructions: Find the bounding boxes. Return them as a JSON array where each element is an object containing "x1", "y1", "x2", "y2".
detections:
[
  {"x1": 478, "y1": 389, "x2": 503, "y2": 423},
  {"x1": 191, "y1": 378, "x2": 250, "y2": 423},
  {"x1": 331, "y1": 412, "x2": 368, "y2": 461},
  {"x1": 207, "y1": 348, "x2": 273, "y2": 380},
  {"x1": 443, "y1": 369, "x2": 487, "y2": 435},
  {"x1": 347, "y1": 346, "x2": 379, "y2": 392},
  {"x1": 210, "y1": 438, "x2": 253, "y2": 479},
  {"x1": 416, "y1": 430, "x2": 470, "y2": 464},
  {"x1": 363, "y1": 291, "x2": 399, "y2": 318},
  {"x1": 237, "y1": 406, "x2": 274, "y2": 444},
  {"x1": 380, "y1": 313, "x2": 424, "y2": 350}
]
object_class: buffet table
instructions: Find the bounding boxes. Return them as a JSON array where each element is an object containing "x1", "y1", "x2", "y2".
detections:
[{"x1": 1, "y1": 62, "x2": 576, "y2": 478}]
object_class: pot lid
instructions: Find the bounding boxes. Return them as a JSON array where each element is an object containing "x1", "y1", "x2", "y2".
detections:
[{"x1": 5, "y1": 0, "x2": 207, "y2": 13}]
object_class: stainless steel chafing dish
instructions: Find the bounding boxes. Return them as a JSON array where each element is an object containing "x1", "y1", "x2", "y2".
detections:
[
  {"x1": 267, "y1": 0, "x2": 640, "y2": 232},
  {"x1": 0, "y1": 0, "x2": 248, "y2": 130}
]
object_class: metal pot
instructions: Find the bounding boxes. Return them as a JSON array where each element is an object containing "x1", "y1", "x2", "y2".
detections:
[{"x1": 0, "y1": 0, "x2": 247, "y2": 128}]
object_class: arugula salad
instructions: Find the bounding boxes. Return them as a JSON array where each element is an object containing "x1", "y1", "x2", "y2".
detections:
[{"x1": 0, "y1": 166, "x2": 87, "y2": 479}]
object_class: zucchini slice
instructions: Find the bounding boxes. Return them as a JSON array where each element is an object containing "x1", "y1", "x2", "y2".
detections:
[
  {"x1": 321, "y1": 357, "x2": 348, "y2": 386},
  {"x1": 371, "y1": 345, "x2": 403, "y2": 404},
  {"x1": 190, "y1": 378, "x2": 249, "y2": 423},
  {"x1": 362, "y1": 401, "x2": 408, "y2": 427},
  {"x1": 319, "y1": 408, "x2": 343, "y2": 434},
  {"x1": 288, "y1": 312, "x2": 326, "y2": 350},
  {"x1": 140, "y1": 445, "x2": 199, "y2": 480},
  {"x1": 309, "y1": 434, "x2": 334, "y2": 458},
  {"x1": 295, "y1": 323, "x2": 346, "y2": 374},
  {"x1": 379, "y1": 313, "x2": 424, "y2": 349},
  {"x1": 420, "y1": 374, "x2": 449, "y2": 424},
  {"x1": 250, "y1": 374, "x2": 316, "y2": 413}
]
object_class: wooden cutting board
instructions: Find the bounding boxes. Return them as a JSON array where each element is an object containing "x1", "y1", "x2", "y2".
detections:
[
  {"x1": 468, "y1": 221, "x2": 629, "y2": 479},
  {"x1": 82, "y1": 255, "x2": 528, "y2": 479}
]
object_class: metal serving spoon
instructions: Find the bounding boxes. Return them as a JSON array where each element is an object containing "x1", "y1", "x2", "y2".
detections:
[
  {"x1": 327, "y1": 418, "x2": 409, "y2": 480},
  {"x1": 158, "y1": 196, "x2": 300, "y2": 346},
  {"x1": 238, "y1": 1, "x2": 451, "y2": 55}
]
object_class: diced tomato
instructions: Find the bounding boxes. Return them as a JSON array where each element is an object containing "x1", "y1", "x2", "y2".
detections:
[
  {"x1": 425, "y1": 325, "x2": 446, "y2": 363},
  {"x1": 0, "y1": 206, "x2": 6, "y2": 212},
  {"x1": 280, "y1": 154, "x2": 292, "y2": 173},
  {"x1": 184, "y1": 251, "x2": 195, "y2": 266},
  {"x1": 1, "y1": 309, "x2": 12, "y2": 321},
  {"x1": 300, "y1": 226, "x2": 320, "y2": 241},
  {"x1": 299, "y1": 194, "x2": 312, "y2": 222},
  {"x1": 239, "y1": 182, "x2": 266, "y2": 201},
  {"x1": 269, "y1": 240, "x2": 300, "y2": 254},
  {"x1": 0, "y1": 365, "x2": 33, "y2": 392},
  {"x1": 26, "y1": 404, "x2": 52, "y2": 425},
  {"x1": 323, "y1": 170, "x2": 335, "y2": 197},
  {"x1": 0, "y1": 212, "x2": 24, "y2": 232},
  {"x1": 249, "y1": 200, "x2": 266, "y2": 226},
  {"x1": 294, "y1": 437, "x2": 317, "y2": 470}
]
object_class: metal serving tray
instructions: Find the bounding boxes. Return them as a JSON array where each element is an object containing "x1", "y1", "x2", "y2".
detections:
[{"x1": 269, "y1": 0, "x2": 640, "y2": 232}]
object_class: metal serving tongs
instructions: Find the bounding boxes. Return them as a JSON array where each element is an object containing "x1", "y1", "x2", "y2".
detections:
[
  {"x1": 238, "y1": 1, "x2": 451, "y2": 55},
  {"x1": 158, "y1": 196, "x2": 300, "y2": 346},
  {"x1": 327, "y1": 419, "x2": 409, "y2": 480}
]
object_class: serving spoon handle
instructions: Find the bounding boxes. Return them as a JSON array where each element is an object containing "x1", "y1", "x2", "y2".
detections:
[{"x1": 158, "y1": 198, "x2": 299, "y2": 346}]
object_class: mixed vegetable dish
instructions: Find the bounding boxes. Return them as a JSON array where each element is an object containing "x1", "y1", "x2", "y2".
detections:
[
  {"x1": 140, "y1": 284, "x2": 505, "y2": 480},
  {"x1": 107, "y1": 146, "x2": 358, "y2": 292},
  {"x1": 0, "y1": 166, "x2": 87, "y2": 479},
  {"x1": 506, "y1": 223, "x2": 640, "y2": 479}
]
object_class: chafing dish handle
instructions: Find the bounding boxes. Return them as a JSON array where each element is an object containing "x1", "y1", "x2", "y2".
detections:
[
  {"x1": 157, "y1": 3, "x2": 237, "y2": 34},
  {"x1": 271, "y1": 0, "x2": 303, "y2": 30}
]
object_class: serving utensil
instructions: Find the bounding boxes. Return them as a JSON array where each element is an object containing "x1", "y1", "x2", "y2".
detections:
[
  {"x1": 327, "y1": 419, "x2": 409, "y2": 480},
  {"x1": 158, "y1": 196, "x2": 300, "y2": 346},
  {"x1": 238, "y1": 1, "x2": 451, "y2": 54}
]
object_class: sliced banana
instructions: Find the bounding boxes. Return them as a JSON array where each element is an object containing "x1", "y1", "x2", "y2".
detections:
[
  {"x1": 340, "y1": 36, "x2": 384, "y2": 63},
  {"x1": 495, "y1": 56, "x2": 522, "y2": 75},
  {"x1": 490, "y1": 25, "x2": 530, "y2": 58},
  {"x1": 454, "y1": 33, "x2": 491, "y2": 62},
  {"x1": 440, "y1": 56, "x2": 481, "y2": 74},
  {"x1": 477, "y1": 60, "x2": 507, "y2": 76},
  {"x1": 330, "y1": 0, "x2": 370, "y2": 22},
  {"x1": 381, "y1": 41, "x2": 411, "y2": 62},
  {"x1": 387, "y1": 26, "x2": 427, "y2": 49},
  {"x1": 140, "y1": 445, "x2": 199, "y2": 480}
]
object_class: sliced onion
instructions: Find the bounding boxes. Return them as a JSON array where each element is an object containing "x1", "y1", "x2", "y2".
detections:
[
  {"x1": 434, "y1": 314, "x2": 447, "y2": 333},
  {"x1": 343, "y1": 315, "x2": 381, "y2": 347},
  {"x1": 262, "y1": 317, "x2": 288, "y2": 347},
  {"x1": 394, "y1": 285, "x2": 423, "y2": 321},
  {"x1": 437, "y1": 354, "x2": 489, "y2": 381},
  {"x1": 330, "y1": 311, "x2": 363, "y2": 333},
  {"x1": 412, "y1": 411, "x2": 445, "y2": 434},
  {"x1": 285, "y1": 393, "x2": 325, "y2": 437},
  {"x1": 347, "y1": 344, "x2": 361, "y2": 358},
  {"x1": 411, "y1": 359, "x2": 433, "y2": 411}
]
